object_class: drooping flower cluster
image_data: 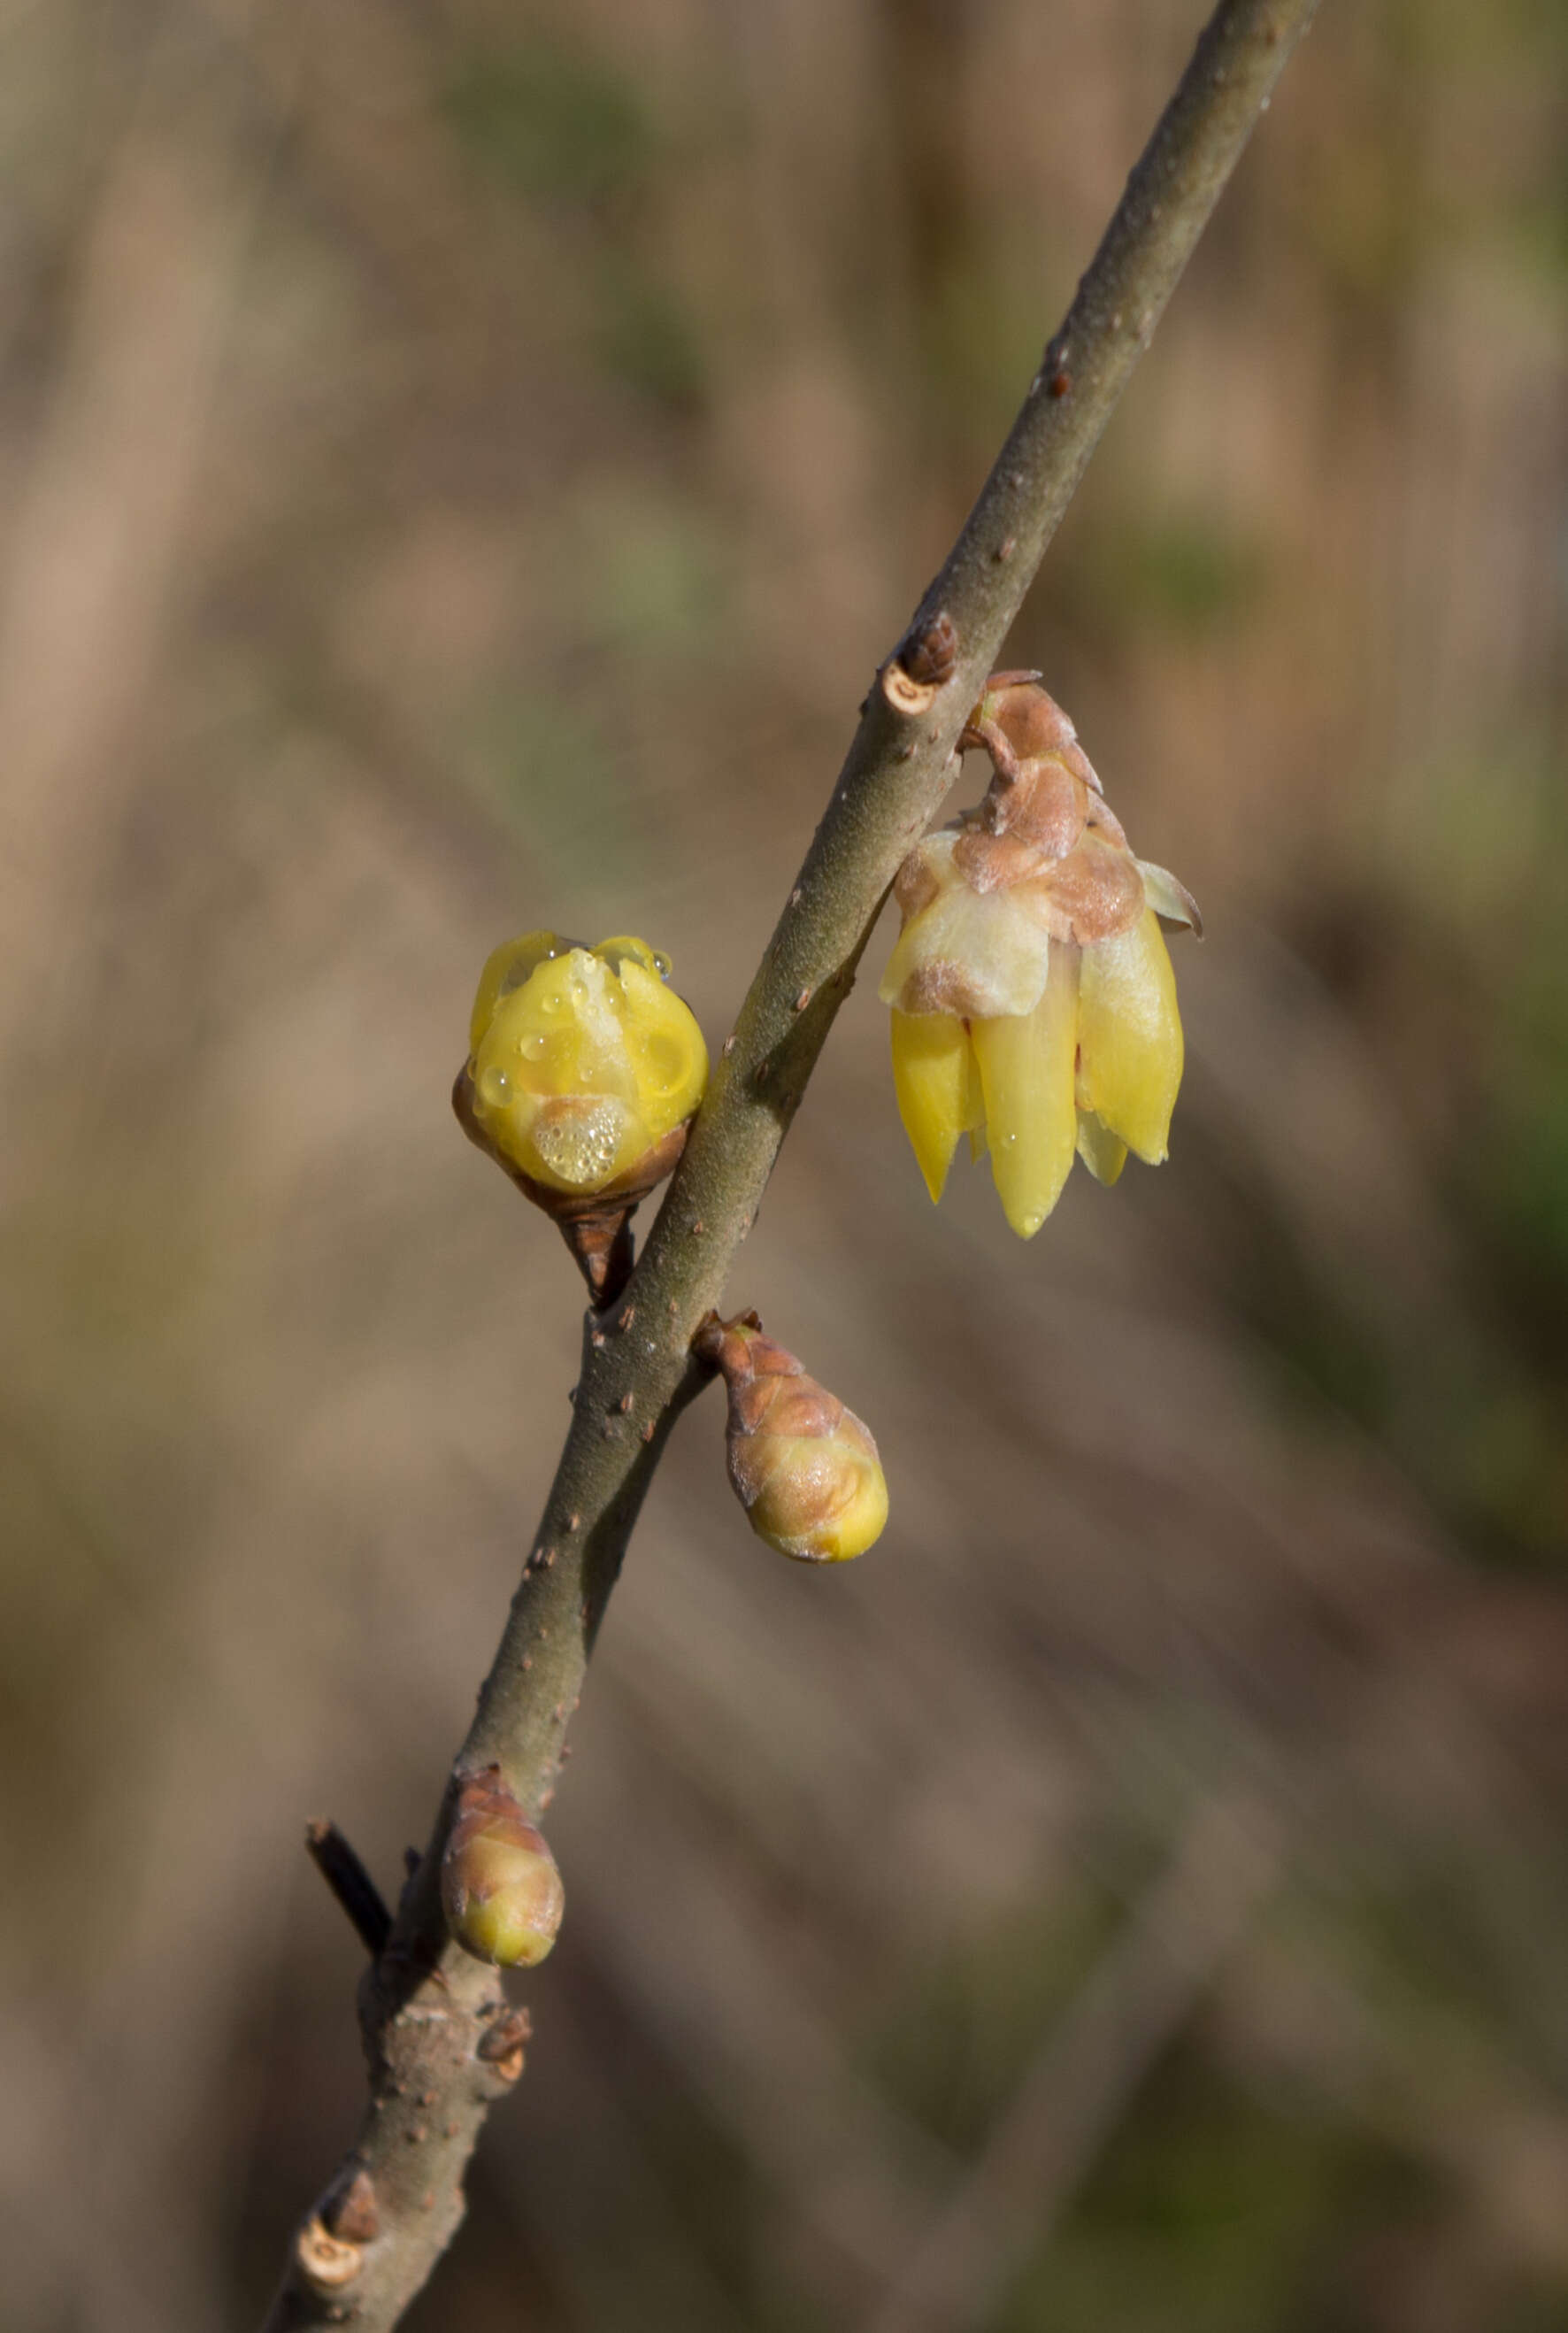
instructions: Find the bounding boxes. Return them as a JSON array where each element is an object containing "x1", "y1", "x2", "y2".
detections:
[{"x1": 879, "y1": 673, "x2": 1200, "y2": 1237}]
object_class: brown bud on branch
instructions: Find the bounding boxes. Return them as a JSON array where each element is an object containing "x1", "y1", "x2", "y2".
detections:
[
  {"x1": 440, "y1": 1767, "x2": 564, "y2": 1968},
  {"x1": 693, "y1": 1313, "x2": 889, "y2": 1564}
]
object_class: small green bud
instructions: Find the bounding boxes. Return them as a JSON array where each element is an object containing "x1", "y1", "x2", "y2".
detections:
[{"x1": 441, "y1": 1767, "x2": 564, "y2": 1968}]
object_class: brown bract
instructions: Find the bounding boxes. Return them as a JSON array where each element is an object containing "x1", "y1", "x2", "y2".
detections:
[
  {"x1": 694, "y1": 1312, "x2": 844, "y2": 1447},
  {"x1": 475, "y1": 2007, "x2": 532, "y2": 2083},
  {"x1": 885, "y1": 678, "x2": 1157, "y2": 1015},
  {"x1": 964, "y1": 674, "x2": 1104, "y2": 794},
  {"x1": 954, "y1": 825, "x2": 1066, "y2": 895},
  {"x1": 322, "y1": 2168, "x2": 380, "y2": 2247},
  {"x1": 1026, "y1": 830, "x2": 1148, "y2": 944}
]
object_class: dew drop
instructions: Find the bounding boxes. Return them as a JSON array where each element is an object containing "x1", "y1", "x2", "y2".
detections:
[
  {"x1": 477, "y1": 1065, "x2": 511, "y2": 1108},
  {"x1": 652, "y1": 951, "x2": 672, "y2": 980},
  {"x1": 519, "y1": 1033, "x2": 547, "y2": 1060}
]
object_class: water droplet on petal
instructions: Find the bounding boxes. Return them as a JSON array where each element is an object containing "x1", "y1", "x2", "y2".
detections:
[{"x1": 478, "y1": 1065, "x2": 511, "y2": 1108}]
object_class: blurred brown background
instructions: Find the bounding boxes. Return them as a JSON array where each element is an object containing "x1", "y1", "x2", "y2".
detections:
[{"x1": 3, "y1": 1, "x2": 1566, "y2": 2327}]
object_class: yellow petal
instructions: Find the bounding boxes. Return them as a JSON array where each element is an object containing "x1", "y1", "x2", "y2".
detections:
[
  {"x1": 1077, "y1": 908, "x2": 1183, "y2": 1164},
  {"x1": 616, "y1": 957, "x2": 709, "y2": 1131},
  {"x1": 468, "y1": 929, "x2": 566, "y2": 1054},
  {"x1": 890, "y1": 1009, "x2": 980, "y2": 1204},
  {"x1": 969, "y1": 942, "x2": 1080, "y2": 1237},
  {"x1": 1075, "y1": 1111, "x2": 1127, "y2": 1186},
  {"x1": 593, "y1": 935, "x2": 669, "y2": 978}
]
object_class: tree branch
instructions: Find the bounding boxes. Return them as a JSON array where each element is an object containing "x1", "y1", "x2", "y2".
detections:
[{"x1": 261, "y1": 4, "x2": 1321, "y2": 2324}]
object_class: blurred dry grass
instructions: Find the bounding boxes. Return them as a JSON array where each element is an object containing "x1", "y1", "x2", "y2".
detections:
[{"x1": 2, "y1": 2, "x2": 1566, "y2": 2328}]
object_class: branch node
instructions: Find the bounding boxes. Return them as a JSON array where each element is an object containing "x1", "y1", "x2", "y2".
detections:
[
  {"x1": 322, "y1": 2166, "x2": 380, "y2": 2245},
  {"x1": 296, "y1": 2217, "x2": 365, "y2": 2294},
  {"x1": 882, "y1": 607, "x2": 959, "y2": 716},
  {"x1": 476, "y1": 2006, "x2": 532, "y2": 2083}
]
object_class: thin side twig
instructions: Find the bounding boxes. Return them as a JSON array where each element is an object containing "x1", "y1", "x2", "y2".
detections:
[
  {"x1": 305, "y1": 1821, "x2": 393, "y2": 1961},
  {"x1": 262, "y1": 4, "x2": 1321, "y2": 2325}
]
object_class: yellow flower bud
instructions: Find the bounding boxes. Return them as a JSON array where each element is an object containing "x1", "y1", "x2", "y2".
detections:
[
  {"x1": 441, "y1": 1767, "x2": 564, "y2": 1968},
  {"x1": 465, "y1": 931, "x2": 707, "y2": 1197},
  {"x1": 455, "y1": 929, "x2": 710, "y2": 1299},
  {"x1": 695, "y1": 1313, "x2": 888, "y2": 1563},
  {"x1": 880, "y1": 676, "x2": 1197, "y2": 1238}
]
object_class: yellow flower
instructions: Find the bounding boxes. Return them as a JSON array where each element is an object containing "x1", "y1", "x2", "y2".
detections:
[
  {"x1": 466, "y1": 931, "x2": 708, "y2": 1197},
  {"x1": 879, "y1": 675, "x2": 1198, "y2": 1238}
]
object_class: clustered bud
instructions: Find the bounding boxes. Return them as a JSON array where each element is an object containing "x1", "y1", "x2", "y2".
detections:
[
  {"x1": 694, "y1": 1313, "x2": 888, "y2": 1563},
  {"x1": 455, "y1": 930, "x2": 708, "y2": 1296},
  {"x1": 880, "y1": 673, "x2": 1200, "y2": 1237},
  {"x1": 441, "y1": 1767, "x2": 565, "y2": 1968}
]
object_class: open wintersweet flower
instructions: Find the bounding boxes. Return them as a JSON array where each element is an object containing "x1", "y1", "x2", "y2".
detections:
[
  {"x1": 879, "y1": 674, "x2": 1200, "y2": 1238},
  {"x1": 465, "y1": 930, "x2": 708, "y2": 1198}
]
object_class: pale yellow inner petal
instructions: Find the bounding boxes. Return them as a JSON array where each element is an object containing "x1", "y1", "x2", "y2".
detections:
[
  {"x1": 889, "y1": 1010, "x2": 980, "y2": 1205},
  {"x1": 1075, "y1": 1110, "x2": 1128, "y2": 1186},
  {"x1": 969, "y1": 943, "x2": 1080, "y2": 1238},
  {"x1": 1077, "y1": 908, "x2": 1183, "y2": 1164},
  {"x1": 879, "y1": 882, "x2": 1051, "y2": 1019}
]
